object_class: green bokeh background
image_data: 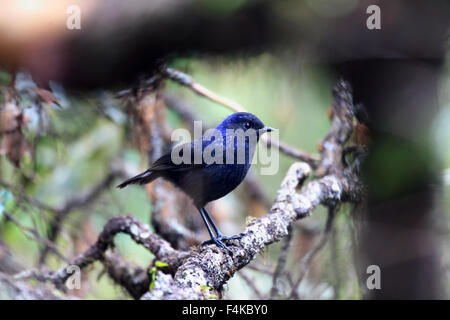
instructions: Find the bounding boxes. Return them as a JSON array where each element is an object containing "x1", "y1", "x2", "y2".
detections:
[{"x1": 1, "y1": 53, "x2": 449, "y2": 299}]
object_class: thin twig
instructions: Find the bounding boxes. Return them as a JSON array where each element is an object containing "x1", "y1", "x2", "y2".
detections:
[
  {"x1": 39, "y1": 169, "x2": 121, "y2": 264},
  {"x1": 3, "y1": 212, "x2": 68, "y2": 263},
  {"x1": 238, "y1": 270, "x2": 265, "y2": 300},
  {"x1": 329, "y1": 220, "x2": 342, "y2": 299},
  {"x1": 15, "y1": 215, "x2": 189, "y2": 289},
  {"x1": 289, "y1": 206, "x2": 338, "y2": 299},
  {"x1": 348, "y1": 203, "x2": 365, "y2": 298},
  {"x1": 247, "y1": 263, "x2": 274, "y2": 275},
  {"x1": 270, "y1": 225, "x2": 293, "y2": 298}
]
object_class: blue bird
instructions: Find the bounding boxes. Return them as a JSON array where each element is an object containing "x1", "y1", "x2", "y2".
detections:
[{"x1": 117, "y1": 112, "x2": 273, "y2": 253}]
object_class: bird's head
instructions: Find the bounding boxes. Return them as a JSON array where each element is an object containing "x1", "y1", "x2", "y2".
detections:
[{"x1": 217, "y1": 112, "x2": 273, "y2": 136}]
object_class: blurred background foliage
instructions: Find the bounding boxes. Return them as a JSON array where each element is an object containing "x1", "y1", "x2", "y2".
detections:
[{"x1": 1, "y1": 52, "x2": 449, "y2": 298}]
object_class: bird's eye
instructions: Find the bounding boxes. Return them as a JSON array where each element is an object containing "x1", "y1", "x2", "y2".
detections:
[{"x1": 244, "y1": 121, "x2": 251, "y2": 129}]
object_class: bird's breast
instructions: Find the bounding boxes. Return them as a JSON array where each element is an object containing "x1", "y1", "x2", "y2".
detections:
[
  {"x1": 201, "y1": 162, "x2": 251, "y2": 202},
  {"x1": 163, "y1": 134, "x2": 258, "y2": 207}
]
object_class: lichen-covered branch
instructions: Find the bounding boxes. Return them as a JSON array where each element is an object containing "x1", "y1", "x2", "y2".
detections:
[
  {"x1": 141, "y1": 163, "x2": 360, "y2": 299},
  {"x1": 0, "y1": 272, "x2": 77, "y2": 300},
  {"x1": 14, "y1": 215, "x2": 189, "y2": 290}
]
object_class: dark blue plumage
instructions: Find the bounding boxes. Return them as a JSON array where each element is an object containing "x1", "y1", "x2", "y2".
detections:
[{"x1": 117, "y1": 112, "x2": 273, "y2": 253}]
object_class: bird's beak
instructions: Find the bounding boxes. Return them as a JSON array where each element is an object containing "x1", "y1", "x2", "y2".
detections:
[{"x1": 260, "y1": 126, "x2": 274, "y2": 133}]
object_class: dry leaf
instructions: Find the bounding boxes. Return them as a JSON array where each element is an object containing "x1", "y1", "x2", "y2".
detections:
[
  {"x1": 353, "y1": 123, "x2": 370, "y2": 146},
  {"x1": 0, "y1": 100, "x2": 31, "y2": 167},
  {"x1": 35, "y1": 87, "x2": 61, "y2": 108}
]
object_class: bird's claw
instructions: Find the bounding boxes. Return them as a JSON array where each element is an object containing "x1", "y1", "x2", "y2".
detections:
[{"x1": 202, "y1": 234, "x2": 243, "y2": 254}]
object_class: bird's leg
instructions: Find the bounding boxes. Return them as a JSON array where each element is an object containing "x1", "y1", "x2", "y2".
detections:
[
  {"x1": 198, "y1": 207, "x2": 216, "y2": 240},
  {"x1": 202, "y1": 207, "x2": 241, "y2": 240},
  {"x1": 198, "y1": 207, "x2": 242, "y2": 254},
  {"x1": 201, "y1": 207, "x2": 221, "y2": 237}
]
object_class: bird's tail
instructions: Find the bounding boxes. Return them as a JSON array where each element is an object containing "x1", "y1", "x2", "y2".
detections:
[{"x1": 116, "y1": 170, "x2": 157, "y2": 188}]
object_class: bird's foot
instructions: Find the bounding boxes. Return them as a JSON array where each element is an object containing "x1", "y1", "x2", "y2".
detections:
[{"x1": 202, "y1": 234, "x2": 242, "y2": 254}]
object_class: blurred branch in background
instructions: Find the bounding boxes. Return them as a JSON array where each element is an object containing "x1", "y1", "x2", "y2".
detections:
[
  {"x1": 163, "y1": 67, "x2": 320, "y2": 167},
  {"x1": 38, "y1": 164, "x2": 125, "y2": 264},
  {"x1": 121, "y1": 76, "x2": 204, "y2": 250},
  {"x1": 238, "y1": 270, "x2": 265, "y2": 300},
  {"x1": 2, "y1": 211, "x2": 68, "y2": 263},
  {"x1": 13, "y1": 215, "x2": 189, "y2": 290},
  {"x1": 289, "y1": 206, "x2": 337, "y2": 299},
  {"x1": 270, "y1": 225, "x2": 293, "y2": 299},
  {"x1": 0, "y1": 272, "x2": 77, "y2": 300}
]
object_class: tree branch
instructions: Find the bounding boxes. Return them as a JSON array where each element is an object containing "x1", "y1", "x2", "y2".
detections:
[
  {"x1": 163, "y1": 67, "x2": 320, "y2": 166},
  {"x1": 239, "y1": 270, "x2": 265, "y2": 300},
  {"x1": 15, "y1": 215, "x2": 189, "y2": 292},
  {"x1": 289, "y1": 205, "x2": 338, "y2": 299},
  {"x1": 270, "y1": 225, "x2": 293, "y2": 298},
  {"x1": 101, "y1": 252, "x2": 150, "y2": 299}
]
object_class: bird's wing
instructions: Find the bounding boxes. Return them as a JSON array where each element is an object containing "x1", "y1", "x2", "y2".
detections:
[
  {"x1": 149, "y1": 152, "x2": 202, "y2": 172},
  {"x1": 150, "y1": 138, "x2": 220, "y2": 172}
]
